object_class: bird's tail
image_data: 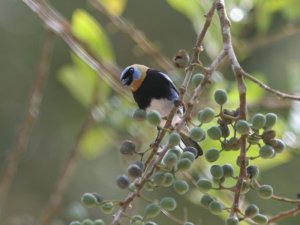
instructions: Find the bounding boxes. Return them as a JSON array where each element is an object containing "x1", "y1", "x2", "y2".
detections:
[{"x1": 179, "y1": 131, "x2": 203, "y2": 158}]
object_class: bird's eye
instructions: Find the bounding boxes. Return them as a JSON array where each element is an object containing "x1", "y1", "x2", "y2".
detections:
[{"x1": 128, "y1": 67, "x2": 134, "y2": 74}]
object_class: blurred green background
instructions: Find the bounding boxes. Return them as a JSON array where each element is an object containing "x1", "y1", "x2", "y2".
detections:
[{"x1": 1, "y1": 0, "x2": 300, "y2": 224}]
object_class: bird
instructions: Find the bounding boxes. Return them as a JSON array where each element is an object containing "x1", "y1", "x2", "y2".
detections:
[{"x1": 120, "y1": 64, "x2": 203, "y2": 157}]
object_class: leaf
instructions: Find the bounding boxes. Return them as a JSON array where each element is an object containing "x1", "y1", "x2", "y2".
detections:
[
  {"x1": 72, "y1": 9, "x2": 115, "y2": 62},
  {"x1": 166, "y1": 0, "x2": 203, "y2": 22},
  {"x1": 99, "y1": 0, "x2": 127, "y2": 16},
  {"x1": 79, "y1": 127, "x2": 111, "y2": 159},
  {"x1": 58, "y1": 65, "x2": 97, "y2": 107}
]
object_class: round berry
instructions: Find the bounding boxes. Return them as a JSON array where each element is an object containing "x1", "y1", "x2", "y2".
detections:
[
  {"x1": 162, "y1": 173, "x2": 175, "y2": 187},
  {"x1": 198, "y1": 107, "x2": 215, "y2": 123},
  {"x1": 205, "y1": 148, "x2": 220, "y2": 162},
  {"x1": 272, "y1": 139, "x2": 285, "y2": 153},
  {"x1": 192, "y1": 73, "x2": 205, "y2": 87},
  {"x1": 183, "y1": 147, "x2": 198, "y2": 157},
  {"x1": 210, "y1": 165, "x2": 224, "y2": 179},
  {"x1": 163, "y1": 152, "x2": 178, "y2": 168},
  {"x1": 146, "y1": 111, "x2": 161, "y2": 126},
  {"x1": 160, "y1": 197, "x2": 177, "y2": 211},
  {"x1": 200, "y1": 194, "x2": 214, "y2": 208},
  {"x1": 214, "y1": 89, "x2": 228, "y2": 105},
  {"x1": 130, "y1": 215, "x2": 143, "y2": 224},
  {"x1": 81, "y1": 193, "x2": 97, "y2": 207},
  {"x1": 144, "y1": 203, "x2": 161, "y2": 218},
  {"x1": 133, "y1": 109, "x2": 147, "y2": 121},
  {"x1": 116, "y1": 174, "x2": 130, "y2": 189},
  {"x1": 247, "y1": 165, "x2": 259, "y2": 179},
  {"x1": 251, "y1": 114, "x2": 266, "y2": 130},
  {"x1": 207, "y1": 126, "x2": 222, "y2": 140},
  {"x1": 208, "y1": 201, "x2": 224, "y2": 215},
  {"x1": 173, "y1": 180, "x2": 189, "y2": 195},
  {"x1": 70, "y1": 221, "x2": 81, "y2": 225},
  {"x1": 219, "y1": 124, "x2": 230, "y2": 138},
  {"x1": 258, "y1": 185, "x2": 273, "y2": 199},
  {"x1": 128, "y1": 164, "x2": 143, "y2": 178},
  {"x1": 197, "y1": 179, "x2": 212, "y2": 192},
  {"x1": 181, "y1": 151, "x2": 196, "y2": 161},
  {"x1": 131, "y1": 221, "x2": 144, "y2": 225},
  {"x1": 168, "y1": 148, "x2": 182, "y2": 158},
  {"x1": 252, "y1": 214, "x2": 268, "y2": 224},
  {"x1": 177, "y1": 158, "x2": 192, "y2": 171},
  {"x1": 265, "y1": 113, "x2": 277, "y2": 129},
  {"x1": 94, "y1": 219, "x2": 105, "y2": 225},
  {"x1": 153, "y1": 172, "x2": 165, "y2": 186},
  {"x1": 144, "y1": 222, "x2": 157, "y2": 225},
  {"x1": 189, "y1": 127, "x2": 205, "y2": 142},
  {"x1": 168, "y1": 132, "x2": 181, "y2": 146},
  {"x1": 222, "y1": 163, "x2": 234, "y2": 177},
  {"x1": 101, "y1": 202, "x2": 114, "y2": 214},
  {"x1": 184, "y1": 222, "x2": 194, "y2": 225},
  {"x1": 120, "y1": 140, "x2": 136, "y2": 155},
  {"x1": 241, "y1": 180, "x2": 250, "y2": 194},
  {"x1": 236, "y1": 156, "x2": 249, "y2": 167},
  {"x1": 82, "y1": 219, "x2": 93, "y2": 225},
  {"x1": 225, "y1": 216, "x2": 239, "y2": 225},
  {"x1": 259, "y1": 145, "x2": 275, "y2": 159},
  {"x1": 235, "y1": 120, "x2": 250, "y2": 135},
  {"x1": 245, "y1": 204, "x2": 259, "y2": 218}
]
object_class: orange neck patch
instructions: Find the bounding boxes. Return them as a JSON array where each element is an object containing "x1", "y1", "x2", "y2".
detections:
[{"x1": 130, "y1": 64, "x2": 148, "y2": 92}]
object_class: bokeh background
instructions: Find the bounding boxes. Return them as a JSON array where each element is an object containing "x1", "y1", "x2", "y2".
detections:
[{"x1": 0, "y1": 0, "x2": 300, "y2": 224}]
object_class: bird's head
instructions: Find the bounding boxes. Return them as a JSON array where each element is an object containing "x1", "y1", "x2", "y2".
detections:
[{"x1": 120, "y1": 64, "x2": 148, "y2": 92}]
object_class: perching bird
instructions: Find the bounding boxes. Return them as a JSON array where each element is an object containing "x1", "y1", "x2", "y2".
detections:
[{"x1": 120, "y1": 64, "x2": 203, "y2": 157}]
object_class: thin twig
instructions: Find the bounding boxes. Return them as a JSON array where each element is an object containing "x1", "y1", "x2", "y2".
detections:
[
  {"x1": 36, "y1": 89, "x2": 99, "y2": 225},
  {"x1": 88, "y1": 0, "x2": 175, "y2": 72},
  {"x1": 0, "y1": 30, "x2": 54, "y2": 218},
  {"x1": 267, "y1": 206, "x2": 300, "y2": 224},
  {"x1": 22, "y1": 0, "x2": 132, "y2": 101}
]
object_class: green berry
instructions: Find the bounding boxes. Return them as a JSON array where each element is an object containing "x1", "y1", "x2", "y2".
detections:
[
  {"x1": 168, "y1": 148, "x2": 182, "y2": 158},
  {"x1": 173, "y1": 180, "x2": 189, "y2": 195},
  {"x1": 82, "y1": 219, "x2": 93, "y2": 225},
  {"x1": 189, "y1": 127, "x2": 205, "y2": 142},
  {"x1": 184, "y1": 222, "x2": 194, "y2": 225},
  {"x1": 116, "y1": 175, "x2": 130, "y2": 189},
  {"x1": 235, "y1": 120, "x2": 250, "y2": 135},
  {"x1": 101, "y1": 202, "x2": 114, "y2": 214},
  {"x1": 259, "y1": 145, "x2": 275, "y2": 159},
  {"x1": 219, "y1": 124, "x2": 230, "y2": 138},
  {"x1": 163, "y1": 152, "x2": 178, "y2": 168},
  {"x1": 81, "y1": 193, "x2": 97, "y2": 207},
  {"x1": 210, "y1": 165, "x2": 224, "y2": 179},
  {"x1": 251, "y1": 114, "x2": 266, "y2": 130},
  {"x1": 94, "y1": 219, "x2": 105, "y2": 225},
  {"x1": 207, "y1": 126, "x2": 222, "y2": 140},
  {"x1": 131, "y1": 221, "x2": 144, "y2": 225},
  {"x1": 214, "y1": 89, "x2": 228, "y2": 105},
  {"x1": 128, "y1": 164, "x2": 143, "y2": 178},
  {"x1": 129, "y1": 183, "x2": 136, "y2": 192},
  {"x1": 200, "y1": 194, "x2": 214, "y2": 208},
  {"x1": 225, "y1": 216, "x2": 239, "y2": 225},
  {"x1": 147, "y1": 110, "x2": 161, "y2": 126},
  {"x1": 70, "y1": 221, "x2": 81, "y2": 225},
  {"x1": 241, "y1": 180, "x2": 250, "y2": 194},
  {"x1": 247, "y1": 165, "x2": 259, "y2": 179},
  {"x1": 258, "y1": 185, "x2": 273, "y2": 199},
  {"x1": 162, "y1": 173, "x2": 175, "y2": 187},
  {"x1": 120, "y1": 140, "x2": 136, "y2": 155},
  {"x1": 181, "y1": 151, "x2": 196, "y2": 161},
  {"x1": 197, "y1": 179, "x2": 212, "y2": 192},
  {"x1": 133, "y1": 109, "x2": 147, "y2": 121},
  {"x1": 222, "y1": 163, "x2": 234, "y2": 177},
  {"x1": 205, "y1": 148, "x2": 220, "y2": 162},
  {"x1": 208, "y1": 201, "x2": 224, "y2": 215},
  {"x1": 153, "y1": 172, "x2": 165, "y2": 186},
  {"x1": 192, "y1": 73, "x2": 205, "y2": 87},
  {"x1": 144, "y1": 222, "x2": 157, "y2": 225},
  {"x1": 130, "y1": 215, "x2": 143, "y2": 224},
  {"x1": 245, "y1": 204, "x2": 259, "y2": 218},
  {"x1": 265, "y1": 113, "x2": 277, "y2": 129},
  {"x1": 236, "y1": 156, "x2": 249, "y2": 167},
  {"x1": 144, "y1": 203, "x2": 161, "y2": 218},
  {"x1": 168, "y1": 132, "x2": 181, "y2": 146},
  {"x1": 177, "y1": 158, "x2": 192, "y2": 171},
  {"x1": 160, "y1": 197, "x2": 177, "y2": 211},
  {"x1": 198, "y1": 107, "x2": 215, "y2": 123},
  {"x1": 252, "y1": 214, "x2": 268, "y2": 224},
  {"x1": 272, "y1": 139, "x2": 285, "y2": 153}
]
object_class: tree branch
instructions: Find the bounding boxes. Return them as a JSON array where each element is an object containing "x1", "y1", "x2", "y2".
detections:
[{"x1": 0, "y1": 30, "x2": 54, "y2": 218}]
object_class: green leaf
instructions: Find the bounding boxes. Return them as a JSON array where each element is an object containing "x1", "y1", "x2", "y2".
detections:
[
  {"x1": 100, "y1": 0, "x2": 128, "y2": 16},
  {"x1": 72, "y1": 9, "x2": 115, "y2": 62},
  {"x1": 58, "y1": 65, "x2": 97, "y2": 107},
  {"x1": 80, "y1": 127, "x2": 111, "y2": 158}
]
